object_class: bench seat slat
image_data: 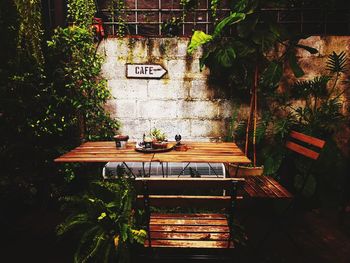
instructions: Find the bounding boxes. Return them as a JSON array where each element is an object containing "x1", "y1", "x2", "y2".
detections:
[
  {"x1": 145, "y1": 240, "x2": 234, "y2": 248},
  {"x1": 150, "y1": 225, "x2": 230, "y2": 233},
  {"x1": 150, "y1": 213, "x2": 227, "y2": 220},
  {"x1": 149, "y1": 232, "x2": 230, "y2": 241},
  {"x1": 150, "y1": 218, "x2": 228, "y2": 226}
]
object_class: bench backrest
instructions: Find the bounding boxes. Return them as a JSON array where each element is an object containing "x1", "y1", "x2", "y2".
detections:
[{"x1": 134, "y1": 177, "x2": 244, "y2": 210}]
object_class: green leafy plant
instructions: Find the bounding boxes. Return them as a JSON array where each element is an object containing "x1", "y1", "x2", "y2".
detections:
[
  {"x1": 188, "y1": 0, "x2": 318, "y2": 166},
  {"x1": 150, "y1": 128, "x2": 167, "y2": 142},
  {"x1": 57, "y1": 177, "x2": 146, "y2": 262}
]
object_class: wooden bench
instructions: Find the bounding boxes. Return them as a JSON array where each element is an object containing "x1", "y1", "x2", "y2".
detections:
[
  {"x1": 238, "y1": 130, "x2": 326, "y2": 200},
  {"x1": 134, "y1": 178, "x2": 245, "y2": 251}
]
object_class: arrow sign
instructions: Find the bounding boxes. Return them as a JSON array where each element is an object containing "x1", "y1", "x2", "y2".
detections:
[{"x1": 126, "y1": 64, "x2": 167, "y2": 79}]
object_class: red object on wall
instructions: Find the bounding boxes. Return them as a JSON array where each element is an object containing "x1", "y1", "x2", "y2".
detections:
[{"x1": 93, "y1": 17, "x2": 105, "y2": 40}]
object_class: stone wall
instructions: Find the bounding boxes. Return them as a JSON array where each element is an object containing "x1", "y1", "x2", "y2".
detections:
[
  {"x1": 98, "y1": 37, "x2": 236, "y2": 141},
  {"x1": 98, "y1": 36, "x2": 350, "y2": 142}
]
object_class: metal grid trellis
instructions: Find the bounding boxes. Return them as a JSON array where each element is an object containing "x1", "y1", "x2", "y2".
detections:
[{"x1": 44, "y1": 0, "x2": 350, "y2": 36}]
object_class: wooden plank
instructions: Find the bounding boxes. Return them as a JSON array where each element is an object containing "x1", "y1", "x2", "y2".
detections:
[
  {"x1": 290, "y1": 131, "x2": 325, "y2": 149},
  {"x1": 150, "y1": 218, "x2": 228, "y2": 226},
  {"x1": 136, "y1": 195, "x2": 232, "y2": 208},
  {"x1": 285, "y1": 141, "x2": 320, "y2": 160},
  {"x1": 264, "y1": 176, "x2": 293, "y2": 198},
  {"x1": 151, "y1": 213, "x2": 227, "y2": 219},
  {"x1": 149, "y1": 232, "x2": 230, "y2": 241},
  {"x1": 54, "y1": 141, "x2": 251, "y2": 164},
  {"x1": 150, "y1": 225, "x2": 229, "y2": 233},
  {"x1": 241, "y1": 176, "x2": 293, "y2": 199},
  {"x1": 145, "y1": 239, "x2": 234, "y2": 248},
  {"x1": 134, "y1": 178, "x2": 244, "y2": 192}
]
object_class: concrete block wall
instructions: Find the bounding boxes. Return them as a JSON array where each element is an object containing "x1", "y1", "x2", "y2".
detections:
[
  {"x1": 99, "y1": 36, "x2": 350, "y2": 143},
  {"x1": 99, "y1": 37, "x2": 235, "y2": 141}
]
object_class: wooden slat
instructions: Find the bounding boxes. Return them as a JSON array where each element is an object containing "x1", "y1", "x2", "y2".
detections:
[
  {"x1": 150, "y1": 218, "x2": 227, "y2": 226},
  {"x1": 290, "y1": 130, "x2": 325, "y2": 149},
  {"x1": 241, "y1": 176, "x2": 293, "y2": 199},
  {"x1": 264, "y1": 176, "x2": 293, "y2": 198},
  {"x1": 136, "y1": 195, "x2": 232, "y2": 208},
  {"x1": 151, "y1": 213, "x2": 227, "y2": 219},
  {"x1": 134, "y1": 178, "x2": 244, "y2": 192},
  {"x1": 150, "y1": 225, "x2": 230, "y2": 233},
  {"x1": 285, "y1": 141, "x2": 320, "y2": 160},
  {"x1": 149, "y1": 232, "x2": 230, "y2": 241},
  {"x1": 54, "y1": 141, "x2": 251, "y2": 164},
  {"x1": 145, "y1": 239, "x2": 234, "y2": 248}
]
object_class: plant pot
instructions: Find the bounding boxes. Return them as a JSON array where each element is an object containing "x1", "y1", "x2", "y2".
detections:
[
  {"x1": 226, "y1": 164, "x2": 264, "y2": 177},
  {"x1": 113, "y1": 135, "x2": 129, "y2": 149},
  {"x1": 152, "y1": 141, "x2": 168, "y2": 149}
]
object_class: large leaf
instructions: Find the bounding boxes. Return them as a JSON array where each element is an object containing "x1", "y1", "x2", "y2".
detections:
[
  {"x1": 237, "y1": 17, "x2": 259, "y2": 38},
  {"x1": 251, "y1": 30, "x2": 278, "y2": 51},
  {"x1": 262, "y1": 61, "x2": 283, "y2": 88},
  {"x1": 295, "y1": 44, "x2": 318, "y2": 54},
  {"x1": 214, "y1": 47, "x2": 236, "y2": 67},
  {"x1": 187, "y1": 31, "x2": 213, "y2": 54},
  {"x1": 288, "y1": 52, "x2": 305, "y2": 78},
  {"x1": 326, "y1": 51, "x2": 348, "y2": 74},
  {"x1": 213, "y1": 12, "x2": 246, "y2": 38}
]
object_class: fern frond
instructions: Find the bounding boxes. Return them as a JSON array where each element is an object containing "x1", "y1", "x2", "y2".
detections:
[
  {"x1": 326, "y1": 51, "x2": 348, "y2": 74},
  {"x1": 56, "y1": 213, "x2": 90, "y2": 236},
  {"x1": 81, "y1": 232, "x2": 107, "y2": 263},
  {"x1": 74, "y1": 226, "x2": 102, "y2": 263}
]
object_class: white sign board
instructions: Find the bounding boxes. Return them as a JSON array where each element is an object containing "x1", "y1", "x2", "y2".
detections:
[{"x1": 126, "y1": 64, "x2": 167, "y2": 79}]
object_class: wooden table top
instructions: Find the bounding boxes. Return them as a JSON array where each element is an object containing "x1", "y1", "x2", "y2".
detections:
[{"x1": 54, "y1": 141, "x2": 251, "y2": 164}]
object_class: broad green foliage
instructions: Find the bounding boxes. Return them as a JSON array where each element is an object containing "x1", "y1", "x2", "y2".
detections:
[
  {"x1": 187, "y1": 0, "x2": 318, "y2": 97},
  {"x1": 57, "y1": 178, "x2": 146, "y2": 263},
  {"x1": 187, "y1": 31, "x2": 212, "y2": 54}
]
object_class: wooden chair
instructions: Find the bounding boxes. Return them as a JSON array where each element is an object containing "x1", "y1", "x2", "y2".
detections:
[
  {"x1": 239, "y1": 131, "x2": 326, "y2": 257},
  {"x1": 238, "y1": 130, "x2": 326, "y2": 200},
  {"x1": 134, "y1": 177, "x2": 245, "y2": 259}
]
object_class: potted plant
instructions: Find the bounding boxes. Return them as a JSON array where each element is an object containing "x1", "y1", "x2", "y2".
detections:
[{"x1": 150, "y1": 128, "x2": 168, "y2": 149}]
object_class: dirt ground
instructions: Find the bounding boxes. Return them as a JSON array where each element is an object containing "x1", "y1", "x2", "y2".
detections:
[{"x1": 1, "y1": 205, "x2": 350, "y2": 263}]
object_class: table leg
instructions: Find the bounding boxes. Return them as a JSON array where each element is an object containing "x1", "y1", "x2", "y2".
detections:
[{"x1": 122, "y1": 162, "x2": 136, "y2": 178}]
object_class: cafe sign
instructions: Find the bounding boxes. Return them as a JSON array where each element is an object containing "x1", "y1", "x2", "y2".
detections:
[{"x1": 126, "y1": 64, "x2": 167, "y2": 79}]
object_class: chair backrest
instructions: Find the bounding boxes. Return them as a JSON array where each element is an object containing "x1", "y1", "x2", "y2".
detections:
[
  {"x1": 281, "y1": 130, "x2": 326, "y2": 193},
  {"x1": 134, "y1": 177, "x2": 244, "y2": 210},
  {"x1": 285, "y1": 130, "x2": 326, "y2": 160}
]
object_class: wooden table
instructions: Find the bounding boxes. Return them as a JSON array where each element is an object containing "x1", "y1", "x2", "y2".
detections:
[{"x1": 54, "y1": 141, "x2": 251, "y2": 165}]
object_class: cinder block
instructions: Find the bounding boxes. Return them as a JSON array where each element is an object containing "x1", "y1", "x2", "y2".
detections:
[
  {"x1": 118, "y1": 118, "x2": 151, "y2": 139},
  {"x1": 176, "y1": 39, "x2": 189, "y2": 58},
  {"x1": 218, "y1": 100, "x2": 234, "y2": 119},
  {"x1": 190, "y1": 79, "x2": 214, "y2": 99},
  {"x1": 148, "y1": 80, "x2": 188, "y2": 99},
  {"x1": 179, "y1": 100, "x2": 219, "y2": 119},
  {"x1": 137, "y1": 100, "x2": 179, "y2": 119},
  {"x1": 110, "y1": 79, "x2": 148, "y2": 99},
  {"x1": 115, "y1": 99, "x2": 138, "y2": 118},
  {"x1": 102, "y1": 38, "x2": 129, "y2": 58},
  {"x1": 150, "y1": 119, "x2": 191, "y2": 138},
  {"x1": 167, "y1": 60, "x2": 186, "y2": 80},
  {"x1": 190, "y1": 119, "x2": 226, "y2": 138}
]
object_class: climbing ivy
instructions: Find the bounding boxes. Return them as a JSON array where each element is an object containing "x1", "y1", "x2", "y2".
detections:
[
  {"x1": 67, "y1": 0, "x2": 96, "y2": 27},
  {"x1": 14, "y1": 0, "x2": 44, "y2": 66}
]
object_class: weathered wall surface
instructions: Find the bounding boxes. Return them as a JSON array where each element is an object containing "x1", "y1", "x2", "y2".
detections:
[
  {"x1": 98, "y1": 37, "x2": 236, "y2": 141},
  {"x1": 99, "y1": 36, "x2": 350, "y2": 142}
]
